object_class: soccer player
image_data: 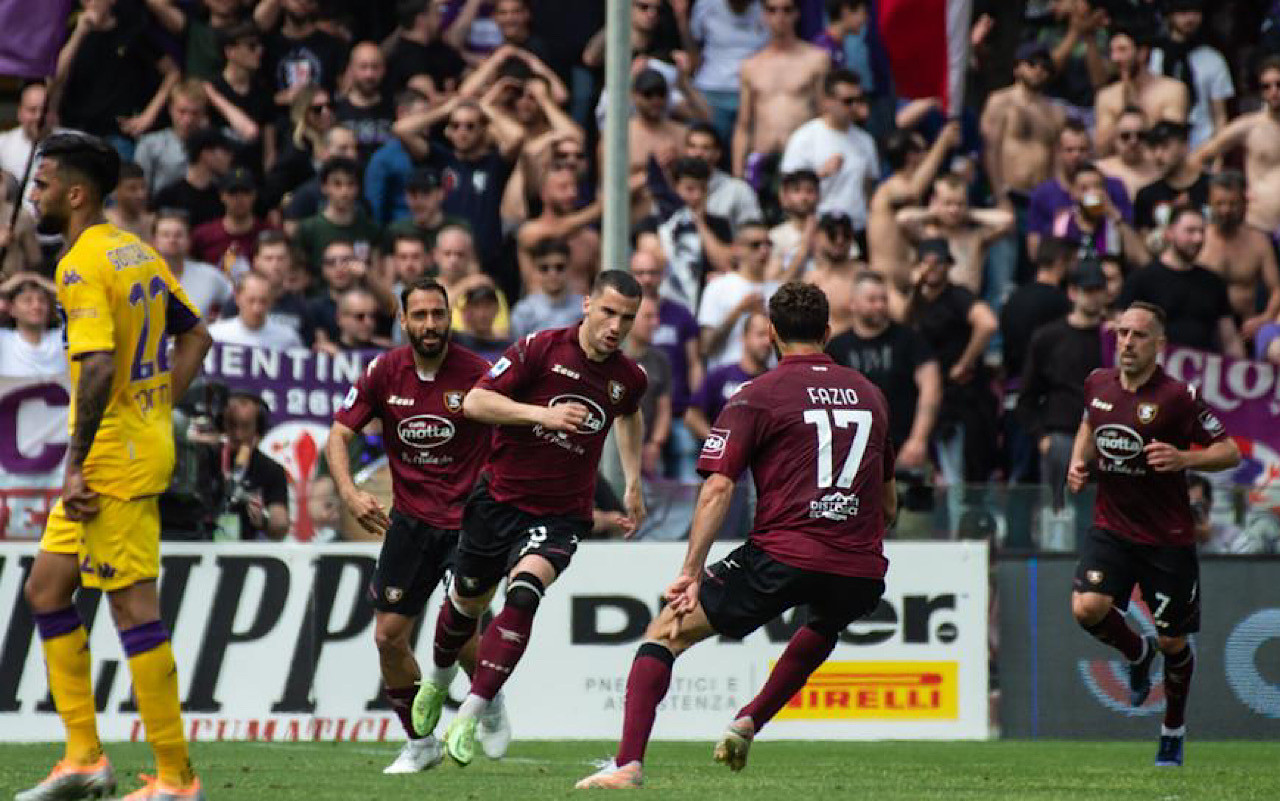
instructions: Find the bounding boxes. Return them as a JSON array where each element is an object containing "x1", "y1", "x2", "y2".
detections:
[
  {"x1": 1067, "y1": 301, "x2": 1240, "y2": 767},
  {"x1": 577, "y1": 281, "x2": 896, "y2": 789},
  {"x1": 19, "y1": 134, "x2": 213, "y2": 800},
  {"x1": 412, "y1": 270, "x2": 649, "y2": 765},
  {"x1": 327, "y1": 274, "x2": 511, "y2": 774}
]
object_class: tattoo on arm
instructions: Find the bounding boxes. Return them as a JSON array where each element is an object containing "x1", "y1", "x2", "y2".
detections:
[{"x1": 67, "y1": 352, "x2": 115, "y2": 467}]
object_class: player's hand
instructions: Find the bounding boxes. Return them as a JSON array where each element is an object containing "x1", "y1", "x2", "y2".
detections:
[
  {"x1": 819, "y1": 153, "x2": 844, "y2": 178},
  {"x1": 664, "y1": 573, "x2": 700, "y2": 617},
  {"x1": 61, "y1": 465, "x2": 99, "y2": 522},
  {"x1": 1144, "y1": 440, "x2": 1187, "y2": 472},
  {"x1": 623, "y1": 482, "x2": 646, "y2": 538},
  {"x1": 949, "y1": 359, "x2": 975, "y2": 384},
  {"x1": 898, "y1": 437, "x2": 928, "y2": 469},
  {"x1": 245, "y1": 493, "x2": 267, "y2": 528},
  {"x1": 541, "y1": 401, "x2": 589, "y2": 433},
  {"x1": 1067, "y1": 459, "x2": 1090, "y2": 493},
  {"x1": 343, "y1": 490, "x2": 390, "y2": 536}
]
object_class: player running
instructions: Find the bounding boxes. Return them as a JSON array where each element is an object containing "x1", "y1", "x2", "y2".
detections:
[
  {"x1": 19, "y1": 134, "x2": 213, "y2": 800},
  {"x1": 1067, "y1": 301, "x2": 1239, "y2": 767},
  {"x1": 577, "y1": 281, "x2": 896, "y2": 789},
  {"x1": 412, "y1": 270, "x2": 649, "y2": 766},
  {"x1": 327, "y1": 275, "x2": 511, "y2": 774}
]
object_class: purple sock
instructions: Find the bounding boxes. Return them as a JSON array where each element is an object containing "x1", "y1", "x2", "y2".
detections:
[
  {"x1": 34, "y1": 606, "x2": 83, "y2": 640},
  {"x1": 119, "y1": 621, "x2": 169, "y2": 658}
]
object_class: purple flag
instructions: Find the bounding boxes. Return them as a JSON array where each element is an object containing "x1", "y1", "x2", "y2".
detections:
[{"x1": 0, "y1": 0, "x2": 73, "y2": 78}]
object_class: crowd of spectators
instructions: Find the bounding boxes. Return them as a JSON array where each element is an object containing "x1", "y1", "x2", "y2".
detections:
[{"x1": 2, "y1": 0, "x2": 1280, "y2": 548}]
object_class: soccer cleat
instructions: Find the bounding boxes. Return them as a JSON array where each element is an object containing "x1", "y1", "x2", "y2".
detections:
[
  {"x1": 116, "y1": 774, "x2": 204, "y2": 800},
  {"x1": 15, "y1": 758, "x2": 116, "y2": 801},
  {"x1": 382, "y1": 737, "x2": 445, "y2": 774},
  {"x1": 1129, "y1": 636, "x2": 1159, "y2": 707},
  {"x1": 443, "y1": 714, "x2": 480, "y2": 766},
  {"x1": 410, "y1": 679, "x2": 450, "y2": 738},
  {"x1": 477, "y1": 692, "x2": 512, "y2": 759},
  {"x1": 1155, "y1": 735, "x2": 1185, "y2": 767},
  {"x1": 713, "y1": 716, "x2": 756, "y2": 772},
  {"x1": 574, "y1": 760, "x2": 643, "y2": 789}
]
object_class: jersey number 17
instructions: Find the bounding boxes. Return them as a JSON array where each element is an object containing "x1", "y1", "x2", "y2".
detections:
[{"x1": 802, "y1": 409, "x2": 872, "y2": 489}]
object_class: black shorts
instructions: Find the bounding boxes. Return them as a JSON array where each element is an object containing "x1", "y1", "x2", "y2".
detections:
[
  {"x1": 698, "y1": 540, "x2": 885, "y2": 640},
  {"x1": 1073, "y1": 525, "x2": 1201, "y2": 636},
  {"x1": 369, "y1": 510, "x2": 458, "y2": 616},
  {"x1": 453, "y1": 479, "x2": 589, "y2": 597}
]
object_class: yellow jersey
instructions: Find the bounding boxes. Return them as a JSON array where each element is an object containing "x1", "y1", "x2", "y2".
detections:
[{"x1": 56, "y1": 223, "x2": 201, "y2": 500}]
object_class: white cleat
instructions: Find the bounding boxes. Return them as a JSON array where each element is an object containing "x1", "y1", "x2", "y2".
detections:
[
  {"x1": 15, "y1": 758, "x2": 116, "y2": 800},
  {"x1": 477, "y1": 691, "x2": 513, "y2": 759},
  {"x1": 382, "y1": 737, "x2": 445, "y2": 774},
  {"x1": 713, "y1": 716, "x2": 756, "y2": 772},
  {"x1": 574, "y1": 760, "x2": 643, "y2": 789}
]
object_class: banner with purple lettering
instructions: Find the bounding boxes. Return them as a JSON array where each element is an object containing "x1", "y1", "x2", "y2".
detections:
[
  {"x1": 201, "y1": 343, "x2": 380, "y2": 541},
  {"x1": 0, "y1": 376, "x2": 69, "y2": 540}
]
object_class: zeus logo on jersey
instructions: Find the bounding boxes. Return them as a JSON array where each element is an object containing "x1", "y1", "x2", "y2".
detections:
[
  {"x1": 387, "y1": 395, "x2": 414, "y2": 406},
  {"x1": 1090, "y1": 398, "x2": 1113, "y2": 412},
  {"x1": 397, "y1": 415, "x2": 455, "y2": 449}
]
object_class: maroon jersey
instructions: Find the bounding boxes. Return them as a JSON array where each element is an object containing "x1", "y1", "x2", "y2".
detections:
[
  {"x1": 1084, "y1": 366, "x2": 1228, "y2": 546},
  {"x1": 475, "y1": 324, "x2": 648, "y2": 522},
  {"x1": 334, "y1": 344, "x2": 491, "y2": 529},
  {"x1": 697, "y1": 353, "x2": 894, "y2": 579}
]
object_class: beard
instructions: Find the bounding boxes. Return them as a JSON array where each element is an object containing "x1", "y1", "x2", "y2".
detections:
[
  {"x1": 409, "y1": 326, "x2": 448, "y2": 359},
  {"x1": 1173, "y1": 242, "x2": 1202, "y2": 264},
  {"x1": 35, "y1": 209, "x2": 66, "y2": 236}
]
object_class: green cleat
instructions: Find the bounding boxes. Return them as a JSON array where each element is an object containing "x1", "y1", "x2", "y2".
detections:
[
  {"x1": 411, "y1": 680, "x2": 449, "y2": 738},
  {"x1": 443, "y1": 714, "x2": 480, "y2": 767}
]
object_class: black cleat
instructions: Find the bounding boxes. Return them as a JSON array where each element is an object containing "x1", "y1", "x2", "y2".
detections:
[
  {"x1": 1129, "y1": 636, "x2": 1159, "y2": 707},
  {"x1": 1155, "y1": 734, "x2": 1184, "y2": 767}
]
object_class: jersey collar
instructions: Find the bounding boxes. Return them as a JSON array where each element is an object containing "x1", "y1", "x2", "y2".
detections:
[{"x1": 781, "y1": 353, "x2": 835, "y2": 366}]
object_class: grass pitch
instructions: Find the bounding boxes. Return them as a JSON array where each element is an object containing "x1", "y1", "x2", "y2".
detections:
[{"x1": 2, "y1": 740, "x2": 1278, "y2": 800}]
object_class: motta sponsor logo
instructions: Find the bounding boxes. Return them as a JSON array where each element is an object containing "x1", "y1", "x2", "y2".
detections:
[
  {"x1": 397, "y1": 414, "x2": 455, "y2": 449},
  {"x1": 776, "y1": 661, "x2": 958, "y2": 720},
  {"x1": 549, "y1": 394, "x2": 606, "y2": 435},
  {"x1": 1094, "y1": 423, "x2": 1144, "y2": 461}
]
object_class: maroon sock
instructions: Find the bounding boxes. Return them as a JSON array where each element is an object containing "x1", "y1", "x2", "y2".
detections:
[
  {"x1": 1163, "y1": 646, "x2": 1195, "y2": 729},
  {"x1": 1082, "y1": 607, "x2": 1144, "y2": 662},
  {"x1": 615, "y1": 642, "x2": 675, "y2": 766},
  {"x1": 468, "y1": 603, "x2": 535, "y2": 701},
  {"x1": 385, "y1": 685, "x2": 418, "y2": 739},
  {"x1": 738, "y1": 626, "x2": 836, "y2": 731},
  {"x1": 433, "y1": 596, "x2": 479, "y2": 669}
]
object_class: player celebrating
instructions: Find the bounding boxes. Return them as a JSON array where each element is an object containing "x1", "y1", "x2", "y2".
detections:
[
  {"x1": 577, "y1": 281, "x2": 896, "y2": 789},
  {"x1": 412, "y1": 270, "x2": 648, "y2": 766},
  {"x1": 1067, "y1": 301, "x2": 1239, "y2": 767},
  {"x1": 327, "y1": 275, "x2": 511, "y2": 774},
  {"x1": 19, "y1": 134, "x2": 213, "y2": 800}
]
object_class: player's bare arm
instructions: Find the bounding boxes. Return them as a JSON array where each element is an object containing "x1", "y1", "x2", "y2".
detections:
[
  {"x1": 326, "y1": 420, "x2": 391, "y2": 536},
  {"x1": 462, "y1": 385, "x2": 586, "y2": 432},
  {"x1": 613, "y1": 410, "x2": 647, "y2": 536},
  {"x1": 1067, "y1": 418, "x2": 1096, "y2": 494},
  {"x1": 63, "y1": 351, "x2": 114, "y2": 521},
  {"x1": 667, "y1": 472, "x2": 736, "y2": 616},
  {"x1": 1144, "y1": 437, "x2": 1241, "y2": 473},
  {"x1": 169, "y1": 321, "x2": 212, "y2": 401}
]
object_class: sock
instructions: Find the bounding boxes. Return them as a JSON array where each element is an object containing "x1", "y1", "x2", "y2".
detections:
[
  {"x1": 738, "y1": 626, "x2": 837, "y2": 731},
  {"x1": 385, "y1": 685, "x2": 419, "y2": 739},
  {"x1": 468, "y1": 603, "x2": 535, "y2": 702},
  {"x1": 1082, "y1": 607, "x2": 1144, "y2": 662},
  {"x1": 1162, "y1": 725, "x2": 1186, "y2": 737},
  {"x1": 121, "y1": 621, "x2": 193, "y2": 789},
  {"x1": 433, "y1": 596, "x2": 478, "y2": 671},
  {"x1": 1163, "y1": 645, "x2": 1195, "y2": 730},
  {"x1": 615, "y1": 642, "x2": 675, "y2": 766},
  {"x1": 458, "y1": 693, "x2": 488, "y2": 718},
  {"x1": 34, "y1": 607, "x2": 101, "y2": 766}
]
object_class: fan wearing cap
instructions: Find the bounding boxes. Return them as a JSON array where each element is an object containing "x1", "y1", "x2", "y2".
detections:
[
  {"x1": 384, "y1": 167, "x2": 465, "y2": 254},
  {"x1": 1095, "y1": 27, "x2": 1189, "y2": 157},
  {"x1": 1149, "y1": 0, "x2": 1234, "y2": 149},
  {"x1": 191, "y1": 166, "x2": 272, "y2": 273},
  {"x1": 153, "y1": 127, "x2": 236, "y2": 229},
  {"x1": 803, "y1": 211, "x2": 862, "y2": 336},
  {"x1": 1192, "y1": 56, "x2": 1280, "y2": 235},
  {"x1": 1133, "y1": 120, "x2": 1207, "y2": 237},
  {"x1": 453, "y1": 282, "x2": 514, "y2": 363},
  {"x1": 979, "y1": 42, "x2": 1066, "y2": 204},
  {"x1": 624, "y1": 68, "x2": 692, "y2": 178}
]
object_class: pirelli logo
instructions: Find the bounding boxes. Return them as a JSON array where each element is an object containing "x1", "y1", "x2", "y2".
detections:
[{"x1": 776, "y1": 661, "x2": 958, "y2": 720}]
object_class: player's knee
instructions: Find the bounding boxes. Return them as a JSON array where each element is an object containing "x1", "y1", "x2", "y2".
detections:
[
  {"x1": 1071, "y1": 594, "x2": 1107, "y2": 627},
  {"x1": 1157, "y1": 635, "x2": 1187, "y2": 654},
  {"x1": 505, "y1": 572, "x2": 545, "y2": 613},
  {"x1": 374, "y1": 619, "x2": 412, "y2": 655}
]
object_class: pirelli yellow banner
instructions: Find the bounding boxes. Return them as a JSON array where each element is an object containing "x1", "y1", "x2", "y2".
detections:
[{"x1": 776, "y1": 661, "x2": 959, "y2": 720}]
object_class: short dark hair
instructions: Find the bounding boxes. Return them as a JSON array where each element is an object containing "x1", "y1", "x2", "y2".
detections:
[
  {"x1": 320, "y1": 157, "x2": 360, "y2": 184},
  {"x1": 1210, "y1": 170, "x2": 1246, "y2": 194},
  {"x1": 591, "y1": 269, "x2": 642, "y2": 299},
  {"x1": 1167, "y1": 204, "x2": 1204, "y2": 228},
  {"x1": 671, "y1": 157, "x2": 711, "y2": 184},
  {"x1": 826, "y1": 0, "x2": 866, "y2": 16},
  {"x1": 1257, "y1": 54, "x2": 1280, "y2": 82},
  {"x1": 823, "y1": 67, "x2": 861, "y2": 96},
  {"x1": 396, "y1": 0, "x2": 427, "y2": 28},
  {"x1": 153, "y1": 208, "x2": 190, "y2": 233},
  {"x1": 218, "y1": 20, "x2": 260, "y2": 53},
  {"x1": 390, "y1": 230, "x2": 428, "y2": 251},
  {"x1": 1110, "y1": 25, "x2": 1152, "y2": 50},
  {"x1": 1127, "y1": 300, "x2": 1167, "y2": 332},
  {"x1": 883, "y1": 130, "x2": 925, "y2": 171},
  {"x1": 687, "y1": 122, "x2": 721, "y2": 150},
  {"x1": 769, "y1": 281, "x2": 828, "y2": 344},
  {"x1": 781, "y1": 168, "x2": 819, "y2": 189},
  {"x1": 39, "y1": 133, "x2": 121, "y2": 201},
  {"x1": 400, "y1": 274, "x2": 449, "y2": 310},
  {"x1": 1060, "y1": 118, "x2": 1090, "y2": 141},
  {"x1": 118, "y1": 161, "x2": 145, "y2": 182},
  {"x1": 1070, "y1": 161, "x2": 1104, "y2": 184},
  {"x1": 735, "y1": 220, "x2": 768, "y2": 241},
  {"x1": 530, "y1": 237, "x2": 570, "y2": 261},
  {"x1": 257, "y1": 228, "x2": 290, "y2": 250},
  {"x1": 1035, "y1": 236, "x2": 1075, "y2": 268},
  {"x1": 323, "y1": 237, "x2": 357, "y2": 256}
]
